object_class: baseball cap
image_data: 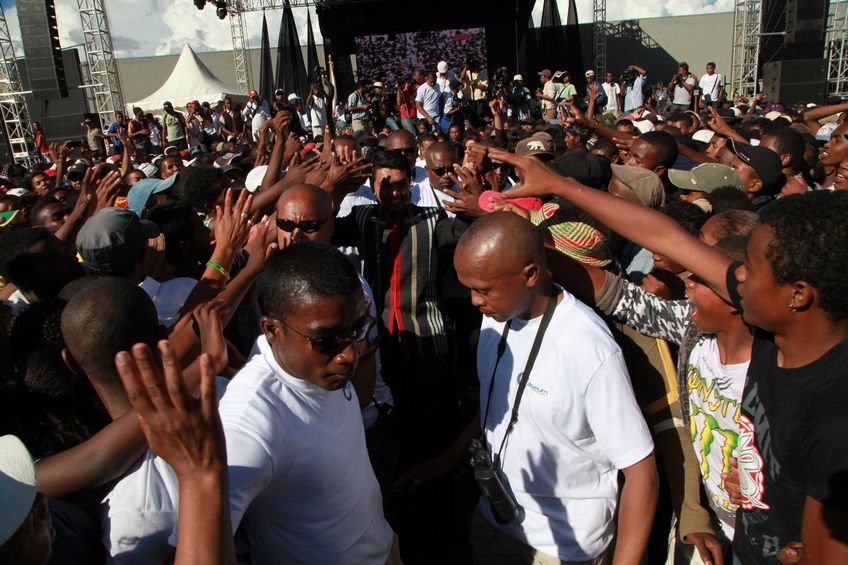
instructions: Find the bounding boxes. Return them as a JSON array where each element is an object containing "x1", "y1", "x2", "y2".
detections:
[
  {"x1": 76, "y1": 208, "x2": 161, "y2": 273},
  {"x1": 632, "y1": 120, "x2": 655, "y2": 134},
  {"x1": 513, "y1": 74, "x2": 524, "y2": 82},
  {"x1": 373, "y1": 82, "x2": 384, "y2": 88},
  {"x1": 164, "y1": 146, "x2": 180, "y2": 156},
  {"x1": 816, "y1": 122, "x2": 839, "y2": 142},
  {"x1": 669, "y1": 163, "x2": 744, "y2": 194},
  {"x1": 67, "y1": 163, "x2": 89, "y2": 182},
  {"x1": 127, "y1": 175, "x2": 177, "y2": 216},
  {"x1": 611, "y1": 164, "x2": 665, "y2": 208},
  {"x1": 437, "y1": 61, "x2": 448, "y2": 74},
  {"x1": 726, "y1": 138, "x2": 783, "y2": 186},
  {"x1": 275, "y1": 88, "x2": 284, "y2": 96},
  {"x1": 287, "y1": 93, "x2": 301, "y2": 101},
  {"x1": 551, "y1": 151, "x2": 611, "y2": 189},
  {"x1": 516, "y1": 135, "x2": 555, "y2": 158},
  {"x1": 245, "y1": 165, "x2": 268, "y2": 193},
  {"x1": 6, "y1": 188, "x2": 29, "y2": 197},
  {"x1": 585, "y1": 70, "x2": 595, "y2": 77},
  {"x1": 163, "y1": 101, "x2": 173, "y2": 108},
  {"x1": 249, "y1": 89, "x2": 259, "y2": 97},
  {"x1": 0, "y1": 435, "x2": 36, "y2": 546},
  {"x1": 538, "y1": 69, "x2": 553, "y2": 78},
  {"x1": 692, "y1": 129, "x2": 715, "y2": 144},
  {"x1": 137, "y1": 162, "x2": 158, "y2": 178},
  {"x1": 553, "y1": 70, "x2": 567, "y2": 79}
]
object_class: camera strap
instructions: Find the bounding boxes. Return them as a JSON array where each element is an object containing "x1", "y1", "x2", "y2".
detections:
[{"x1": 481, "y1": 287, "x2": 559, "y2": 468}]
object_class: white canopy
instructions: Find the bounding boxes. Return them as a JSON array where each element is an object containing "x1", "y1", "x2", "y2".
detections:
[{"x1": 127, "y1": 44, "x2": 246, "y2": 113}]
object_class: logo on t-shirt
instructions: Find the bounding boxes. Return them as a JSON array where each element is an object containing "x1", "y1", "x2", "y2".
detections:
[
  {"x1": 737, "y1": 413, "x2": 771, "y2": 510},
  {"x1": 516, "y1": 372, "x2": 549, "y2": 397}
]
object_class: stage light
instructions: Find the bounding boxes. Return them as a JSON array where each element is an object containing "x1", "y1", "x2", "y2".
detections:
[
  {"x1": 194, "y1": 0, "x2": 206, "y2": 9},
  {"x1": 215, "y1": 1, "x2": 228, "y2": 19}
]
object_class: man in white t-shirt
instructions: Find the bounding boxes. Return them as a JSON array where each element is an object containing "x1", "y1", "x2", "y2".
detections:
[
  {"x1": 668, "y1": 61, "x2": 698, "y2": 111},
  {"x1": 699, "y1": 62, "x2": 724, "y2": 108},
  {"x1": 218, "y1": 242, "x2": 396, "y2": 564},
  {"x1": 415, "y1": 71, "x2": 441, "y2": 130},
  {"x1": 397, "y1": 213, "x2": 658, "y2": 563},
  {"x1": 535, "y1": 69, "x2": 558, "y2": 121},
  {"x1": 602, "y1": 70, "x2": 622, "y2": 114}
]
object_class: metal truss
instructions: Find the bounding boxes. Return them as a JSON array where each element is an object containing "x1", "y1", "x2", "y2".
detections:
[
  {"x1": 730, "y1": 0, "x2": 763, "y2": 98},
  {"x1": 77, "y1": 0, "x2": 124, "y2": 129},
  {"x1": 593, "y1": 0, "x2": 607, "y2": 78},
  {"x1": 0, "y1": 4, "x2": 38, "y2": 166},
  {"x1": 826, "y1": 1, "x2": 848, "y2": 99}
]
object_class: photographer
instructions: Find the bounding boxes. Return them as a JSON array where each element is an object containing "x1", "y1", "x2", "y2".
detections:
[
  {"x1": 397, "y1": 70, "x2": 423, "y2": 134},
  {"x1": 460, "y1": 59, "x2": 488, "y2": 127},
  {"x1": 667, "y1": 61, "x2": 698, "y2": 112},
  {"x1": 439, "y1": 80, "x2": 464, "y2": 133},
  {"x1": 507, "y1": 74, "x2": 531, "y2": 124}
]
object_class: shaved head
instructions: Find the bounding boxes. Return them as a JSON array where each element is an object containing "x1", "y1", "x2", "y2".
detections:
[
  {"x1": 424, "y1": 142, "x2": 457, "y2": 168},
  {"x1": 455, "y1": 213, "x2": 547, "y2": 322},
  {"x1": 386, "y1": 129, "x2": 415, "y2": 151},
  {"x1": 275, "y1": 184, "x2": 335, "y2": 245},
  {"x1": 276, "y1": 184, "x2": 333, "y2": 218}
]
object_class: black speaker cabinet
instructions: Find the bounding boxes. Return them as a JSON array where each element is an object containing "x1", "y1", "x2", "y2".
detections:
[
  {"x1": 17, "y1": 0, "x2": 68, "y2": 100},
  {"x1": 762, "y1": 59, "x2": 827, "y2": 106}
]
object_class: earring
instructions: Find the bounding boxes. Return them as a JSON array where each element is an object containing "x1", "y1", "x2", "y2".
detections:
[{"x1": 789, "y1": 304, "x2": 798, "y2": 312}]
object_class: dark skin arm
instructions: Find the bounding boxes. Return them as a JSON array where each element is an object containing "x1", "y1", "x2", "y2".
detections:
[
  {"x1": 614, "y1": 454, "x2": 660, "y2": 565},
  {"x1": 488, "y1": 148, "x2": 734, "y2": 301},
  {"x1": 803, "y1": 101, "x2": 848, "y2": 133},
  {"x1": 799, "y1": 497, "x2": 848, "y2": 564}
]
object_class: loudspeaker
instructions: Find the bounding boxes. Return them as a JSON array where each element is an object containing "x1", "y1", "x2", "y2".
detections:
[
  {"x1": 761, "y1": 0, "x2": 827, "y2": 62},
  {"x1": 762, "y1": 59, "x2": 827, "y2": 106},
  {"x1": 17, "y1": 0, "x2": 68, "y2": 100}
]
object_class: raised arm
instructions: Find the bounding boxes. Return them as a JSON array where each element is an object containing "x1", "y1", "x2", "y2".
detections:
[
  {"x1": 803, "y1": 101, "x2": 848, "y2": 133},
  {"x1": 489, "y1": 149, "x2": 734, "y2": 300}
]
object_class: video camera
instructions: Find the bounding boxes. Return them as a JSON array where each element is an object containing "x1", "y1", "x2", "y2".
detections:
[{"x1": 621, "y1": 68, "x2": 637, "y2": 83}]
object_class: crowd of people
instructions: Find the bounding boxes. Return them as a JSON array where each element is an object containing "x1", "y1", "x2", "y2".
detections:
[{"x1": 1, "y1": 54, "x2": 847, "y2": 565}]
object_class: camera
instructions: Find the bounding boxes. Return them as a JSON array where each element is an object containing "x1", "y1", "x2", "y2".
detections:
[
  {"x1": 469, "y1": 439, "x2": 519, "y2": 524},
  {"x1": 621, "y1": 68, "x2": 636, "y2": 83}
]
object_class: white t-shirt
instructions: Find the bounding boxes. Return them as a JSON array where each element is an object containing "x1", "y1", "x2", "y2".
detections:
[
  {"x1": 217, "y1": 335, "x2": 392, "y2": 564},
  {"x1": 101, "y1": 451, "x2": 180, "y2": 565},
  {"x1": 139, "y1": 276, "x2": 198, "y2": 328},
  {"x1": 699, "y1": 73, "x2": 724, "y2": 101},
  {"x1": 415, "y1": 83, "x2": 441, "y2": 120},
  {"x1": 686, "y1": 336, "x2": 748, "y2": 540},
  {"x1": 672, "y1": 75, "x2": 698, "y2": 106},
  {"x1": 309, "y1": 96, "x2": 328, "y2": 130},
  {"x1": 602, "y1": 82, "x2": 621, "y2": 112},
  {"x1": 359, "y1": 274, "x2": 394, "y2": 429},
  {"x1": 476, "y1": 288, "x2": 653, "y2": 561}
]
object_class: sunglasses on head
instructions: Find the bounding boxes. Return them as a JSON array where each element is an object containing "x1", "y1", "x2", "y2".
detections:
[{"x1": 275, "y1": 217, "x2": 329, "y2": 233}]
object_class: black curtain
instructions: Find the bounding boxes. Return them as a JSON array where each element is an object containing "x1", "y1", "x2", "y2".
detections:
[
  {"x1": 259, "y1": 14, "x2": 275, "y2": 100},
  {"x1": 305, "y1": 8, "x2": 321, "y2": 80},
  {"x1": 275, "y1": 0, "x2": 309, "y2": 98}
]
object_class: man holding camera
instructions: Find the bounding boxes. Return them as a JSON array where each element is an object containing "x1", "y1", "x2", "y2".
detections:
[
  {"x1": 535, "y1": 69, "x2": 558, "y2": 121},
  {"x1": 667, "y1": 62, "x2": 698, "y2": 112},
  {"x1": 397, "y1": 212, "x2": 658, "y2": 564},
  {"x1": 622, "y1": 65, "x2": 648, "y2": 113}
]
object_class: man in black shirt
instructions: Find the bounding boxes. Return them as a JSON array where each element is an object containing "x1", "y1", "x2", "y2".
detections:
[{"x1": 485, "y1": 148, "x2": 848, "y2": 564}]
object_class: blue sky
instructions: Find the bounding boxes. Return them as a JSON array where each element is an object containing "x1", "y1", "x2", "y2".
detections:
[{"x1": 3, "y1": 0, "x2": 734, "y2": 58}]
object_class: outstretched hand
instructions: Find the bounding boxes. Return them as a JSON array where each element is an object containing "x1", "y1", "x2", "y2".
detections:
[
  {"x1": 213, "y1": 188, "x2": 254, "y2": 254},
  {"x1": 487, "y1": 148, "x2": 565, "y2": 200},
  {"x1": 115, "y1": 340, "x2": 226, "y2": 481}
]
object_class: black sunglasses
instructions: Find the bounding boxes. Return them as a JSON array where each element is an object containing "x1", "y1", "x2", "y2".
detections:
[
  {"x1": 275, "y1": 217, "x2": 329, "y2": 233},
  {"x1": 275, "y1": 314, "x2": 376, "y2": 353},
  {"x1": 431, "y1": 166, "x2": 452, "y2": 176}
]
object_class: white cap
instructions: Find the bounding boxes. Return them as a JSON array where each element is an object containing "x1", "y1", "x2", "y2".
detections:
[
  {"x1": 585, "y1": 70, "x2": 595, "y2": 77},
  {"x1": 437, "y1": 61, "x2": 448, "y2": 74},
  {"x1": 287, "y1": 93, "x2": 301, "y2": 101},
  {"x1": 245, "y1": 164, "x2": 268, "y2": 193},
  {"x1": 136, "y1": 162, "x2": 158, "y2": 178},
  {"x1": 6, "y1": 188, "x2": 30, "y2": 197},
  {"x1": 513, "y1": 74, "x2": 523, "y2": 82},
  {"x1": 0, "y1": 435, "x2": 36, "y2": 545},
  {"x1": 692, "y1": 129, "x2": 715, "y2": 144},
  {"x1": 632, "y1": 120, "x2": 655, "y2": 134},
  {"x1": 765, "y1": 110, "x2": 783, "y2": 121}
]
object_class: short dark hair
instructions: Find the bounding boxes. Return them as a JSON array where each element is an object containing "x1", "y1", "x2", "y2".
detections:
[
  {"x1": 371, "y1": 147, "x2": 412, "y2": 180},
  {"x1": 714, "y1": 235, "x2": 748, "y2": 263},
  {"x1": 258, "y1": 242, "x2": 360, "y2": 320},
  {"x1": 660, "y1": 199, "x2": 707, "y2": 237},
  {"x1": 29, "y1": 196, "x2": 63, "y2": 227},
  {"x1": 61, "y1": 276, "x2": 162, "y2": 379},
  {"x1": 146, "y1": 202, "x2": 198, "y2": 266},
  {"x1": 707, "y1": 61, "x2": 716, "y2": 67},
  {"x1": 706, "y1": 186, "x2": 756, "y2": 213},
  {"x1": 678, "y1": 62, "x2": 689, "y2": 72},
  {"x1": 706, "y1": 209, "x2": 758, "y2": 240},
  {"x1": 669, "y1": 112, "x2": 695, "y2": 129},
  {"x1": 175, "y1": 165, "x2": 227, "y2": 213},
  {"x1": 762, "y1": 127, "x2": 806, "y2": 173},
  {"x1": 0, "y1": 227, "x2": 51, "y2": 281},
  {"x1": 758, "y1": 191, "x2": 848, "y2": 321},
  {"x1": 640, "y1": 131, "x2": 679, "y2": 170}
]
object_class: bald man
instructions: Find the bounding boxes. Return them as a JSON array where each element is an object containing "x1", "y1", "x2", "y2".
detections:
[{"x1": 398, "y1": 213, "x2": 658, "y2": 564}]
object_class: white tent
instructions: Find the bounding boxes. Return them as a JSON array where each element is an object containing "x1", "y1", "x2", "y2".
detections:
[{"x1": 127, "y1": 44, "x2": 246, "y2": 114}]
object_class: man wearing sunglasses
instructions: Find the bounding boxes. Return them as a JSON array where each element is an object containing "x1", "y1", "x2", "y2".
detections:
[{"x1": 215, "y1": 241, "x2": 400, "y2": 564}]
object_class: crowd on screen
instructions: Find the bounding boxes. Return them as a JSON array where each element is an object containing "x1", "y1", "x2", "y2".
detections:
[{"x1": 1, "y1": 52, "x2": 847, "y2": 565}]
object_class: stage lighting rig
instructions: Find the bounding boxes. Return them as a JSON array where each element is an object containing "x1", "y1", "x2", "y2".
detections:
[
  {"x1": 215, "y1": 1, "x2": 228, "y2": 19},
  {"x1": 194, "y1": 0, "x2": 206, "y2": 9}
]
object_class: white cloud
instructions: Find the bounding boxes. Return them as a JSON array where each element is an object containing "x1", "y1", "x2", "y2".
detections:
[{"x1": 2, "y1": 0, "x2": 732, "y2": 59}]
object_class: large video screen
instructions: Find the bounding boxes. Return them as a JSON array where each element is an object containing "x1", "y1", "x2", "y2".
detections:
[{"x1": 354, "y1": 28, "x2": 487, "y2": 87}]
